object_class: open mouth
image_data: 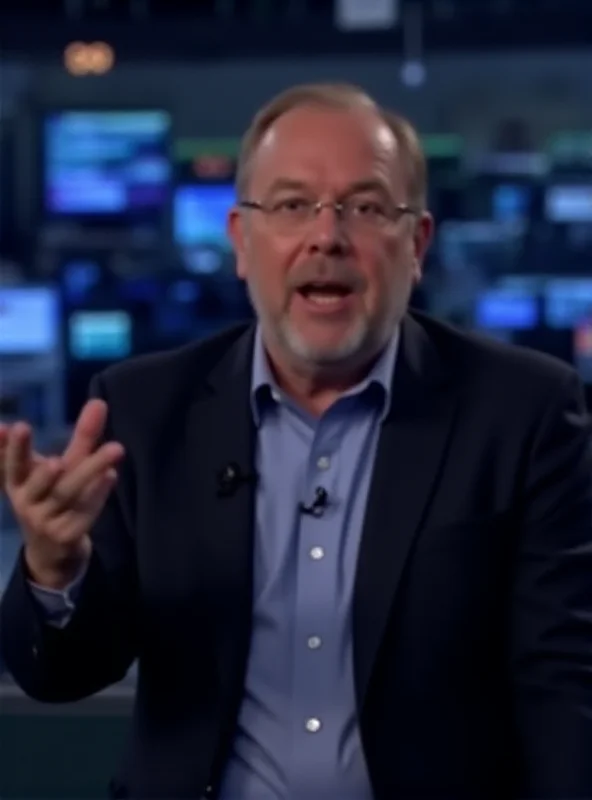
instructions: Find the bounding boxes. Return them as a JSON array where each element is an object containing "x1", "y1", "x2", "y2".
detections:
[{"x1": 297, "y1": 282, "x2": 354, "y2": 306}]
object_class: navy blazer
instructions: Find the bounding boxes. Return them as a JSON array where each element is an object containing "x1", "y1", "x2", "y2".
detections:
[{"x1": 2, "y1": 310, "x2": 592, "y2": 799}]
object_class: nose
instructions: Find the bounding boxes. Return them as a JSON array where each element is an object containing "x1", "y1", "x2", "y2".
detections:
[{"x1": 306, "y1": 205, "x2": 350, "y2": 256}]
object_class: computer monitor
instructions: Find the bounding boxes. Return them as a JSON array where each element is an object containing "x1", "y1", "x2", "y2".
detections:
[
  {"x1": 0, "y1": 286, "x2": 60, "y2": 355},
  {"x1": 42, "y1": 110, "x2": 171, "y2": 221},
  {"x1": 492, "y1": 183, "x2": 535, "y2": 224},
  {"x1": 439, "y1": 220, "x2": 524, "y2": 276},
  {"x1": 474, "y1": 288, "x2": 538, "y2": 331},
  {"x1": 466, "y1": 174, "x2": 539, "y2": 225},
  {"x1": 545, "y1": 184, "x2": 592, "y2": 223},
  {"x1": 173, "y1": 183, "x2": 236, "y2": 274},
  {"x1": 544, "y1": 278, "x2": 592, "y2": 328},
  {"x1": 68, "y1": 309, "x2": 132, "y2": 360}
]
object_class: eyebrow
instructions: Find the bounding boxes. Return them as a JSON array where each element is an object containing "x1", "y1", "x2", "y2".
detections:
[
  {"x1": 263, "y1": 178, "x2": 391, "y2": 197},
  {"x1": 263, "y1": 179, "x2": 311, "y2": 197},
  {"x1": 346, "y1": 179, "x2": 391, "y2": 196}
]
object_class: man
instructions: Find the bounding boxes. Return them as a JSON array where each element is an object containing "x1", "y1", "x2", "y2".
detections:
[{"x1": 1, "y1": 83, "x2": 592, "y2": 800}]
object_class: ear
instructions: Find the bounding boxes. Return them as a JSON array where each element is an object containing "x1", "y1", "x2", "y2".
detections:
[
  {"x1": 411, "y1": 211, "x2": 434, "y2": 283},
  {"x1": 228, "y1": 206, "x2": 248, "y2": 280}
]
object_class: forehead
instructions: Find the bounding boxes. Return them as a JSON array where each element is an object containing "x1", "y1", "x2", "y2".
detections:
[{"x1": 250, "y1": 105, "x2": 400, "y2": 193}]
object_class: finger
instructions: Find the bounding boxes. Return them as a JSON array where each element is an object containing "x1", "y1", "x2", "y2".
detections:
[
  {"x1": 22, "y1": 457, "x2": 64, "y2": 504},
  {"x1": 62, "y1": 399, "x2": 109, "y2": 468},
  {"x1": 43, "y1": 468, "x2": 118, "y2": 542},
  {"x1": 3, "y1": 451, "x2": 44, "y2": 493},
  {"x1": 79, "y1": 467, "x2": 118, "y2": 516},
  {"x1": 49, "y1": 442, "x2": 124, "y2": 511},
  {"x1": 1, "y1": 421, "x2": 45, "y2": 492},
  {"x1": 5, "y1": 423, "x2": 34, "y2": 488}
]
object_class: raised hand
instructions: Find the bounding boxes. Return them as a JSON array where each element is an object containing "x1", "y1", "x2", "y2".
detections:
[{"x1": 1, "y1": 399, "x2": 125, "y2": 589}]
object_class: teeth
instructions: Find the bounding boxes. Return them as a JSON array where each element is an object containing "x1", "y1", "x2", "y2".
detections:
[{"x1": 307, "y1": 293, "x2": 344, "y2": 305}]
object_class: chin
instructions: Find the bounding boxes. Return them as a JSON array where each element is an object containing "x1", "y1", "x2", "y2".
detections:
[{"x1": 282, "y1": 325, "x2": 370, "y2": 367}]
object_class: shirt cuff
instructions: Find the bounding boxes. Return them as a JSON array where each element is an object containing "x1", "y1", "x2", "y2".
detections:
[{"x1": 27, "y1": 560, "x2": 89, "y2": 628}]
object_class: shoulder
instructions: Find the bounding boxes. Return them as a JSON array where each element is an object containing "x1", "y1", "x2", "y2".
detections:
[
  {"x1": 408, "y1": 311, "x2": 587, "y2": 457},
  {"x1": 93, "y1": 322, "x2": 253, "y2": 412},
  {"x1": 410, "y1": 309, "x2": 578, "y2": 397}
]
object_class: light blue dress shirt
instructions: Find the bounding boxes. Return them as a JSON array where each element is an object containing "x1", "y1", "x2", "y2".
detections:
[
  {"x1": 29, "y1": 327, "x2": 399, "y2": 800},
  {"x1": 218, "y1": 328, "x2": 398, "y2": 800}
]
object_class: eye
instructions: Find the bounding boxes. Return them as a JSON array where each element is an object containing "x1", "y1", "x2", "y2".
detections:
[
  {"x1": 351, "y1": 199, "x2": 387, "y2": 219},
  {"x1": 272, "y1": 197, "x2": 311, "y2": 214}
]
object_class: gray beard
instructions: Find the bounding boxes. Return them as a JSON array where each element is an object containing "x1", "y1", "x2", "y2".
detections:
[{"x1": 246, "y1": 281, "x2": 406, "y2": 372}]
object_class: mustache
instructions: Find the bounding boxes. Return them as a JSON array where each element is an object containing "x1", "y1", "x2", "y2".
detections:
[{"x1": 287, "y1": 261, "x2": 366, "y2": 292}]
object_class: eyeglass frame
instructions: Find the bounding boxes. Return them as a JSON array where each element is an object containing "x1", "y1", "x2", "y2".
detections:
[{"x1": 237, "y1": 198, "x2": 420, "y2": 230}]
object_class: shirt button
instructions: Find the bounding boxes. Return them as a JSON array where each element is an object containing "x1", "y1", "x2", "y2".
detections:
[
  {"x1": 316, "y1": 455, "x2": 331, "y2": 470},
  {"x1": 310, "y1": 546, "x2": 325, "y2": 560},
  {"x1": 307, "y1": 636, "x2": 322, "y2": 650},
  {"x1": 305, "y1": 717, "x2": 322, "y2": 733}
]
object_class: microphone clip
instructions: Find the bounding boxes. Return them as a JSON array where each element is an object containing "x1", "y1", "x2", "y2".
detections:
[
  {"x1": 217, "y1": 462, "x2": 252, "y2": 497},
  {"x1": 299, "y1": 486, "x2": 329, "y2": 517}
]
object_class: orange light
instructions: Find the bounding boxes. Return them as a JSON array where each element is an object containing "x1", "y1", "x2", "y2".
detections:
[{"x1": 64, "y1": 41, "x2": 115, "y2": 76}]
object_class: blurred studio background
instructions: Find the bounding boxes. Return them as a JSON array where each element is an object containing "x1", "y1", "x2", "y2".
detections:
[{"x1": 1, "y1": 0, "x2": 592, "y2": 796}]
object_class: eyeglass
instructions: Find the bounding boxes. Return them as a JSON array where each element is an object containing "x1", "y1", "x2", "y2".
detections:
[{"x1": 238, "y1": 196, "x2": 418, "y2": 232}]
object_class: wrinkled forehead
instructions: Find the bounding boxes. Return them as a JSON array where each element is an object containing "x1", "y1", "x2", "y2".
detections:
[{"x1": 250, "y1": 106, "x2": 401, "y2": 195}]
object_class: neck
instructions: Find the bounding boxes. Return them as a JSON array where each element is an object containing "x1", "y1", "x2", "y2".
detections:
[{"x1": 263, "y1": 342, "x2": 380, "y2": 417}]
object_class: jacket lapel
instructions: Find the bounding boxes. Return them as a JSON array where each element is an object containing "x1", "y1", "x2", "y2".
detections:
[
  {"x1": 353, "y1": 314, "x2": 462, "y2": 708},
  {"x1": 184, "y1": 326, "x2": 257, "y2": 684}
]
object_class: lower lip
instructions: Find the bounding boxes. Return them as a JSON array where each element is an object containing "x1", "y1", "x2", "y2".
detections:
[{"x1": 295, "y1": 291, "x2": 356, "y2": 315}]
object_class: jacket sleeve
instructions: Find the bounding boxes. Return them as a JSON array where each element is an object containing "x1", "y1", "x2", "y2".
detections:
[
  {"x1": 512, "y1": 369, "x2": 592, "y2": 797},
  {"x1": 0, "y1": 373, "x2": 138, "y2": 703}
]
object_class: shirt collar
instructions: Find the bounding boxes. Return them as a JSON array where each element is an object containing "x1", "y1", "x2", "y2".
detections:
[{"x1": 250, "y1": 325, "x2": 400, "y2": 426}]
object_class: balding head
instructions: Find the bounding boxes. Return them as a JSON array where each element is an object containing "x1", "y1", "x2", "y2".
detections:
[{"x1": 236, "y1": 82, "x2": 427, "y2": 210}]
